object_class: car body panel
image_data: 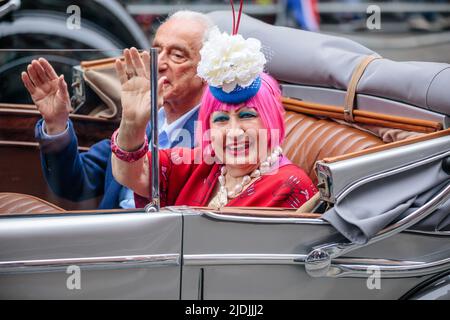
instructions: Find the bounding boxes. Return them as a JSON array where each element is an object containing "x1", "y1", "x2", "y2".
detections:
[
  {"x1": 408, "y1": 273, "x2": 450, "y2": 300},
  {"x1": 0, "y1": 211, "x2": 182, "y2": 299},
  {"x1": 179, "y1": 210, "x2": 448, "y2": 299},
  {"x1": 4, "y1": 207, "x2": 445, "y2": 299}
]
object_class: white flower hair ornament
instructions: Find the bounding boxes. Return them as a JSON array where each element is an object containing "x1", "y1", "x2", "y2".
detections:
[{"x1": 197, "y1": 27, "x2": 267, "y2": 104}]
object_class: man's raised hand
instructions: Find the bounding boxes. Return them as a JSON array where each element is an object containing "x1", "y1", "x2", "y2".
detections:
[
  {"x1": 21, "y1": 58, "x2": 72, "y2": 135},
  {"x1": 114, "y1": 47, "x2": 166, "y2": 151}
]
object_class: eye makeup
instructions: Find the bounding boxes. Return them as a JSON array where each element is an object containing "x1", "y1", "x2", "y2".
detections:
[
  {"x1": 238, "y1": 110, "x2": 258, "y2": 119},
  {"x1": 212, "y1": 113, "x2": 230, "y2": 123}
]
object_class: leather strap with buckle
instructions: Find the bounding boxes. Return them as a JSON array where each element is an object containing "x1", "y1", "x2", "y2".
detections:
[{"x1": 344, "y1": 55, "x2": 382, "y2": 123}]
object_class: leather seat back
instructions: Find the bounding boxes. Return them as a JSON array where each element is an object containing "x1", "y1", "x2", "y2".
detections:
[
  {"x1": 282, "y1": 111, "x2": 384, "y2": 184},
  {"x1": 0, "y1": 193, "x2": 65, "y2": 215}
]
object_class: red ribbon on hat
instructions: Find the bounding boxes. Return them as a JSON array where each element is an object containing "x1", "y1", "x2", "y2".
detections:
[{"x1": 230, "y1": 0, "x2": 244, "y2": 35}]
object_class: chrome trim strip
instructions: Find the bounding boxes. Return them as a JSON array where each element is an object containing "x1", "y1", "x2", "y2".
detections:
[
  {"x1": 148, "y1": 47, "x2": 160, "y2": 212},
  {"x1": 404, "y1": 229, "x2": 450, "y2": 236},
  {"x1": 0, "y1": 254, "x2": 180, "y2": 274},
  {"x1": 185, "y1": 253, "x2": 450, "y2": 279},
  {"x1": 337, "y1": 150, "x2": 450, "y2": 202},
  {"x1": 199, "y1": 210, "x2": 328, "y2": 225},
  {"x1": 184, "y1": 254, "x2": 450, "y2": 279},
  {"x1": 329, "y1": 256, "x2": 450, "y2": 278},
  {"x1": 184, "y1": 254, "x2": 307, "y2": 266},
  {"x1": 164, "y1": 206, "x2": 328, "y2": 225}
]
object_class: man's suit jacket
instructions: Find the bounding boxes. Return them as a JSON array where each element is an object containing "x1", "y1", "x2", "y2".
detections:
[{"x1": 35, "y1": 109, "x2": 198, "y2": 209}]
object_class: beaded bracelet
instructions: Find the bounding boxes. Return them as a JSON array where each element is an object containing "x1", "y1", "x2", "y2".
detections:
[{"x1": 111, "y1": 129, "x2": 148, "y2": 163}]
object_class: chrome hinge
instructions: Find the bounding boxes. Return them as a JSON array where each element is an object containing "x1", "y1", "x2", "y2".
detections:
[{"x1": 316, "y1": 162, "x2": 334, "y2": 203}]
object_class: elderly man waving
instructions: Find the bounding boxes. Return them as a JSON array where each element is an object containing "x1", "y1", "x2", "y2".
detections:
[{"x1": 21, "y1": 11, "x2": 213, "y2": 209}]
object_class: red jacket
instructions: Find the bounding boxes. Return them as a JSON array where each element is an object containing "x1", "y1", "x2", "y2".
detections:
[{"x1": 135, "y1": 148, "x2": 317, "y2": 209}]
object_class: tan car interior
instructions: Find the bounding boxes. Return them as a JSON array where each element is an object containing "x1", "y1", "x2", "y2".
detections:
[{"x1": 0, "y1": 55, "x2": 447, "y2": 217}]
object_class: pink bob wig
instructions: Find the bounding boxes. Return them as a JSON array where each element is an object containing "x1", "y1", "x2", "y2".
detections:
[{"x1": 196, "y1": 72, "x2": 285, "y2": 152}]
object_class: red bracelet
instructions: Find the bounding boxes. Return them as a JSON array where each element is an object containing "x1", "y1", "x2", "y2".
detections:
[{"x1": 111, "y1": 129, "x2": 148, "y2": 163}]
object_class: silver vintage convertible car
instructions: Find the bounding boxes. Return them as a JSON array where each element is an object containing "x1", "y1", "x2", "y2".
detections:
[{"x1": 0, "y1": 11, "x2": 449, "y2": 299}]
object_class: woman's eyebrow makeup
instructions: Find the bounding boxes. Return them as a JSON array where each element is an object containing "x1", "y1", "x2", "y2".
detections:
[
  {"x1": 238, "y1": 109, "x2": 258, "y2": 116},
  {"x1": 212, "y1": 113, "x2": 230, "y2": 122}
]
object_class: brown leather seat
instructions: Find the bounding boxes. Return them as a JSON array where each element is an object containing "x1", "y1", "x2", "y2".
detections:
[
  {"x1": 282, "y1": 111, "x2": 384, "y2": 184},
  {"x1": 0, "y1": 112, "x2": 383, "y2": 216},
  {"x1": 0, "y1": 193, "x2": 65, "y2": 215}
]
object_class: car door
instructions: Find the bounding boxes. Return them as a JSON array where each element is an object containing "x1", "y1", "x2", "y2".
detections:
[
  {"x1": 0, "y1": 210, "x2": 182, "y2": 299},
  {"x1": 179, "y1": 208, "x2": 449, "y2": 300}
]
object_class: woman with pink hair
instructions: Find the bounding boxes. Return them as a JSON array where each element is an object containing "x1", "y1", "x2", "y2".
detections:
[{"x1": 111, "y1": 28, "x2": 317, "y2": 209}]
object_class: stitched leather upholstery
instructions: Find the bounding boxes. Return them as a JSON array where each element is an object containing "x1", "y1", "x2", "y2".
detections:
[
  {"x1": 0, "y1": 193, "x2": 65, "y2": 215},
  {"x1": 282, "y1": 111, "x2": 384, "y2": 184},
  {"x1": 0, "y1": 112, "x2": 384, "y2": 215}
]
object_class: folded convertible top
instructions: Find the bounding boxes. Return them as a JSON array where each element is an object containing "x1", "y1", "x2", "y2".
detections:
[{"x1": 208, "y1": 11, "x2": 450, "y2": 116}]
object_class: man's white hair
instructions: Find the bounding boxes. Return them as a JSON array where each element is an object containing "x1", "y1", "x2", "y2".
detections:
[{"x1": 166, "y1": 10, "x2": 215, "y2": 40}]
